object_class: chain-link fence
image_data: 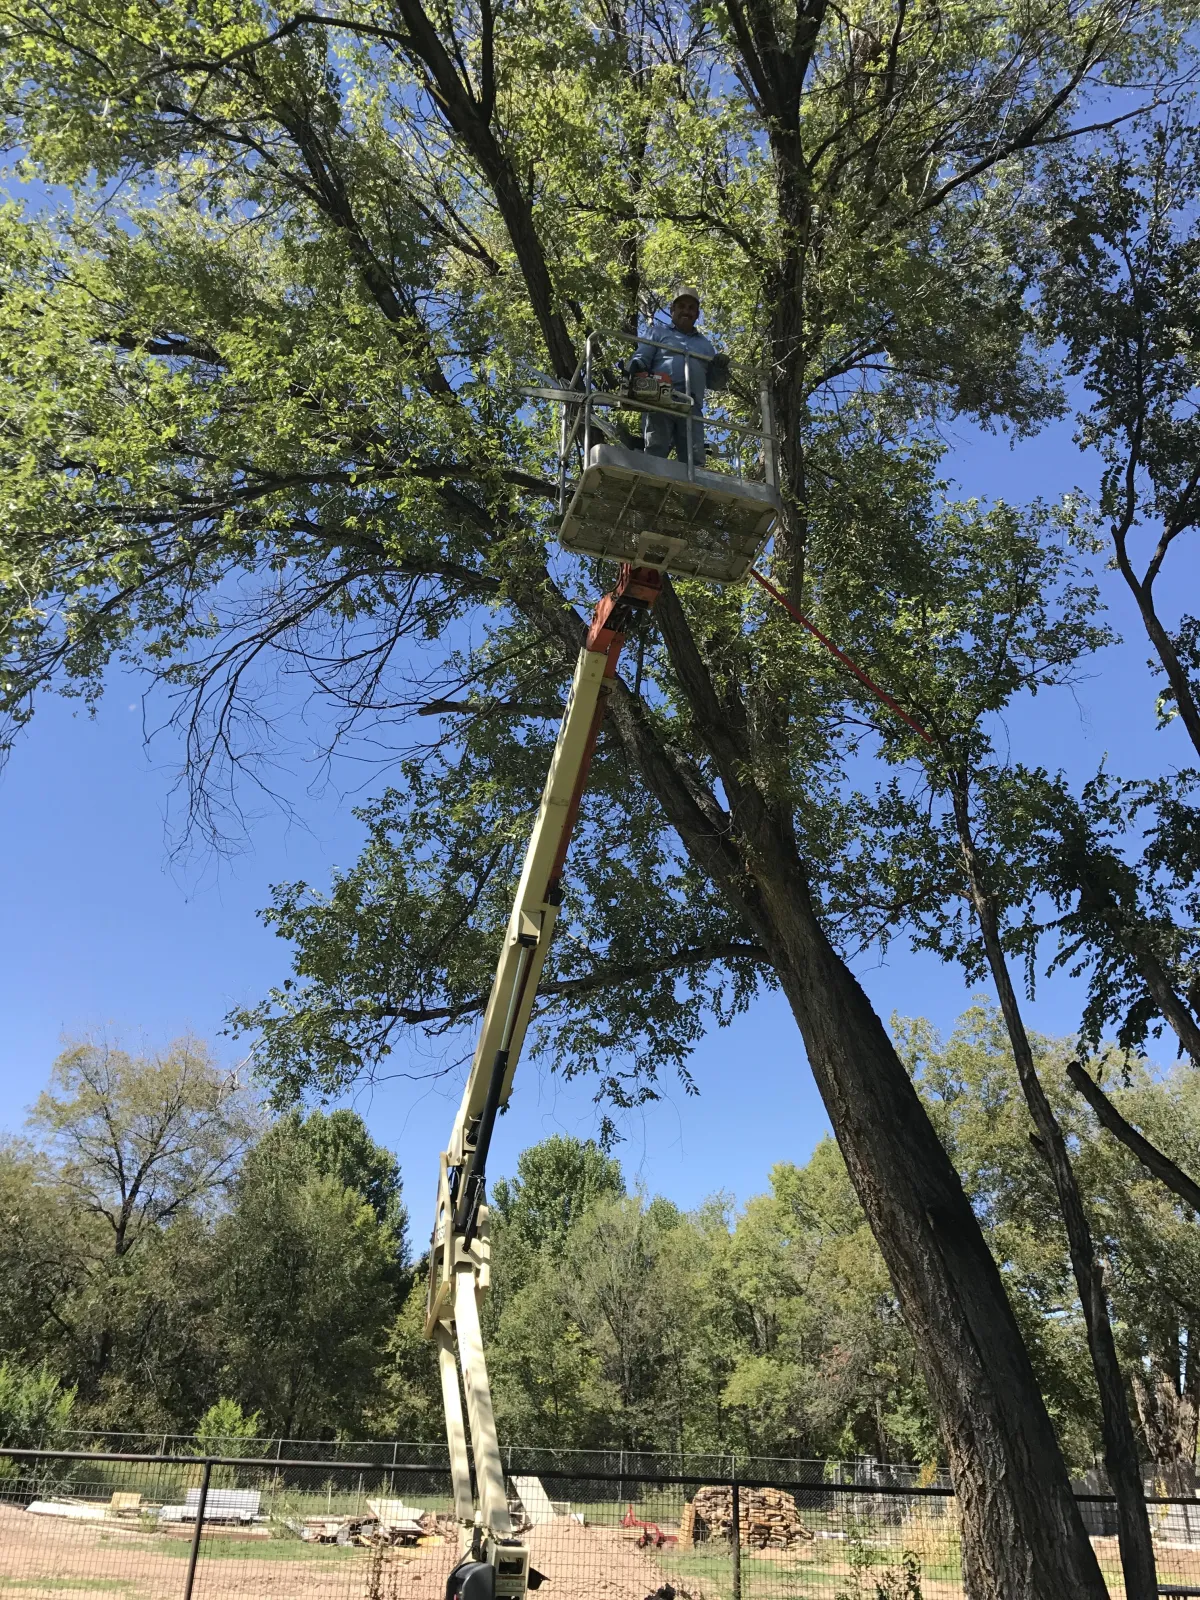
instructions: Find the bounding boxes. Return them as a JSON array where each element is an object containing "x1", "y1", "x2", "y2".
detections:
[
  {"x1": 56, "y1": 1435, "x2": 952, "y2": 1488},
  {"x1": 3, "y1": 1448, "x2": 1200, "y2": 1598}
]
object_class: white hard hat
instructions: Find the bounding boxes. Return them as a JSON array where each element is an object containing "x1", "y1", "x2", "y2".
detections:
[{"x1": 671, "y1": 286, "x2": 701, "y2": 307}]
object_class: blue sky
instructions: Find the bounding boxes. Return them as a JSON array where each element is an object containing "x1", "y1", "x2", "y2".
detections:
[{"x1": 2, "y1": 411, "x2": 1197, "y2": 1221}]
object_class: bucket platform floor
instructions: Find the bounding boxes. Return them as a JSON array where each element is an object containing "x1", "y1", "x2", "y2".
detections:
[{"x1": 560, "y1": 444, "x2": 779, "y2": 583}]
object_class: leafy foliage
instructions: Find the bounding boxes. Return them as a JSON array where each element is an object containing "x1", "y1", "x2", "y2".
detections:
[
  {"x1": 193, "y1": 1397, "x2": 265, "y2": 1458},
  {"x1": 0, "y1": 0, "x2": 1189, "y2": 1116},
  {"x1": 211, "y1": 1115, "x2": 403, "y2": 1437},
  {"x1": 0, "y1": 1360, "x2": 75, "y2": 1451},
  {"x1": 29, "y1": 1039, "x2": 257, "y2": 1255}
]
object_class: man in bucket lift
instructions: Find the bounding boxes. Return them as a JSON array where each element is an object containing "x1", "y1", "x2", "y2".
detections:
[{"x1": 627, "y1": 288, "x2": 729, "y2": 464}]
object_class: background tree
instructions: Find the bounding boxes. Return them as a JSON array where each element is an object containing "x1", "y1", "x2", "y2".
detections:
[
  {"x1": 366, "y1": 1281, "x2": 446, "y2": 1443},
  {"x1": 213, "y1": 1113, "x2": 402, "y2": 1437},
  {"x1": 29, "y1": 1039, "x2": 255, "y2": 1259},
  {"x1": 13, "y1": 1040, "x2": 253, "y2": 1411},
  {"x1": 0, "y1": 1361, "x2": 78, "y2": 1498},
  {"x1": 489, "y1": 1134, "x2": 626, "y2": 1312},
  {"x1": 1074, "y1": 1062, "x2": 1200, "y2": 1495},
  {"x1": 0, "y1": 1362, "x2": 75, "y2": 1451},
  {"x1": 3, "y1": 1017, "x2": 1200, "y2": 1468},
  {"x1": 484, "y1": 1048, "x2": 1200, "y2": 1471},
  {"x1": 252, "y1": 1107, "x2": 409, "y2": 1287},
  {"x1": 0, "y1": 1141, "x2": 86, "y2": 1376},
  {"x1": 721, "y1": 1146, "x2": 938, "y2": 1463},
  {"x1": 0, "y1": 1052, "x2": 414, "y2": 1438},
  {"x1": 491, "y1": 1135, "x2": 625, "y2": 1256},
  {"x1": 904, "y1": 1008, "x2": 1200, "y2": 1484},
  {"x1": 192, "y1": 1397, "x2": 264, "y2": 1456},
  {"x1": 0, "y1": 1135, "x2": 222, "y2": 1431}
]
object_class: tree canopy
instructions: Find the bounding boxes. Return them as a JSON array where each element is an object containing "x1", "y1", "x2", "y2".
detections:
[
  {"x1": 4, "y1": 0, "x2": 1200, "y2": 1586},
  {"x1": 0, "y1": 1045, "x2": 406, "y2": 1433}
]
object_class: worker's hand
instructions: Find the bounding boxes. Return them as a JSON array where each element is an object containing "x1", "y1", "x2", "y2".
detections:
[{"x1": 707, "y1": 353, "x2": 731, "y2": 391}]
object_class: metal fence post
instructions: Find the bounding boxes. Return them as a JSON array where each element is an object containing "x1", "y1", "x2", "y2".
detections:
[
  {"x1": 182, "y1": 1458, "x2": 211, "y2": 1600},
  {"x1": 730, "y1": 1480, "x2": 741, "y2": 1600}
]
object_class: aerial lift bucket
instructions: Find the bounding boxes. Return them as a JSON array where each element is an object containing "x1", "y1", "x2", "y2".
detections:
[
  {"x1": 536, "y1": 326, "x2": 781, "y2": 583},
  {"x1": 560, "y1": 441, "x2": 779, "y2": 583}
]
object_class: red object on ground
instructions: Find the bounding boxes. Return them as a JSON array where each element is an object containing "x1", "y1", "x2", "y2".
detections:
[{"x1": 620, "y1": 1507, "x2": 678, "y2": 1548}]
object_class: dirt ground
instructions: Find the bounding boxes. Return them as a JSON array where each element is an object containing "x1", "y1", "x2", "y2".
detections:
[
  {"x1": 524, "y1": 1522, "x2": 673, "y2": 1600},
  {"x1": 8, "y1": 1499, "x2": 1196, "y2": 1600},
  {"x1": 0, "y1": 1501, "x2": 407, "y2": 1600},
  {"x1": 377, "y1": 1520, "x2": 672, "y2": 1600},
  {"x1": 0, "y1": 1504, "x2": 674, "y2": 1600}
]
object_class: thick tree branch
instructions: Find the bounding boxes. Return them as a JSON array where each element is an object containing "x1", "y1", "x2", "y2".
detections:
[
  {"x1": 1068, "y1": 1059, "x2": 1200, "y2": 1214},
  {"x1": 387, "y1": 0, "x2": 577, "y2": 380},
  {"x1": 364, "y1": 939, "x2": 768, "y2": 1025}
]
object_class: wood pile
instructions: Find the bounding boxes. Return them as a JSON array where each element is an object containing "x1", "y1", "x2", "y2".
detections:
[{"x1": 682, "y1": 1486, "x2": 813, "y2": 1550}]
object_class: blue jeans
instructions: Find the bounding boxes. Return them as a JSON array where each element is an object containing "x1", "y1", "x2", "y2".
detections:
[{"x1": 644, "y1": 409, "x2": 705, "y2": 466}]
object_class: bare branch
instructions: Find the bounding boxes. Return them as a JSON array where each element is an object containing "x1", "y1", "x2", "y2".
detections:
[{"x1": 1068, "y1": 1059, "x2": 1200, "y2": 1214}]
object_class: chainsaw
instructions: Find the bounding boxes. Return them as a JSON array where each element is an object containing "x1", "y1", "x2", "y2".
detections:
[{"x1": 624, "y1": 370, "x2": 694, "y2": 412}]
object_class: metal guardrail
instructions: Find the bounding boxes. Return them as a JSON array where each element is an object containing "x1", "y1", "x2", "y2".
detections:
[{"x1": 539, "y1": 326, "x2": 777, "y2": 503}]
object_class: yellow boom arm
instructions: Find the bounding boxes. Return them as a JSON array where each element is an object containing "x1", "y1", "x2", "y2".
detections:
[{"x1": 425, "y1": 566, "x2": 662, "y2": 1590}]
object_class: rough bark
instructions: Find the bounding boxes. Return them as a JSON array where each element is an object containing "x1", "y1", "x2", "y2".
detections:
[
  {"x1": 951, "y1": 786, "x2": 1157, "y2": 1600},
  {"x1": 1134, "y1": 1359, "x2": 1198, "y2": 1499}
]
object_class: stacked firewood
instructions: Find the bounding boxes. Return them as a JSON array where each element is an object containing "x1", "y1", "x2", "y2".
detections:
[{"x1": 681, "y1": 1486, "x2": 813, "y2": 1549}]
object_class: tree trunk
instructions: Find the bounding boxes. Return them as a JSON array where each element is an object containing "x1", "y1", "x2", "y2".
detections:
[
  {"x1": 590, "y1": 596, "x2": 1111, "y2": 1600},
  {"x1": 952, "y1": 788, "x2": 1157, "y2": 1600},
  {"x1": 754, "y1": 858, "x2": 1109, "y2": 1600},
  {"x1": 1134, "y1": 1356, "x2": 1197, "y2": 1498}
]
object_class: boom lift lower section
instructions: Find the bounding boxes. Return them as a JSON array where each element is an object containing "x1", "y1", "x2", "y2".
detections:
[{"x1": 426, "y1": 564, "x2": 663, "y2": 1594}]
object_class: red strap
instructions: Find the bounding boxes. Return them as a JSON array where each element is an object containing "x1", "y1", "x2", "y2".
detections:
[{"x1": 749, "y1": 568, "x2": 934, "y2": 747}]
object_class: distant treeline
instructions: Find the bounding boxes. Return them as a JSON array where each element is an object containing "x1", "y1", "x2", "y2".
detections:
[{"x1": 2, "y1": 1008, "x2": 1199, "y2": 1486}]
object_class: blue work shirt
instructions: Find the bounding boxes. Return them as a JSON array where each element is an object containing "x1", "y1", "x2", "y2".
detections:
[{"x1": 631, "y1": 321, "x2": 717, "y2": 411}]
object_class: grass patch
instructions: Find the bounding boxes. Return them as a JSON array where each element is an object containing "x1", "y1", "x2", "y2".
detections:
[
  {"x1": 94, "y1": 1537, "x2": 363, "y2": 1563},
  {"x1": 662, "y1": 1532, "x2": 964, "y2": 1598},
  {"x1": 0, "y1": 1582, "x2": 139, "y2": 1593}
]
